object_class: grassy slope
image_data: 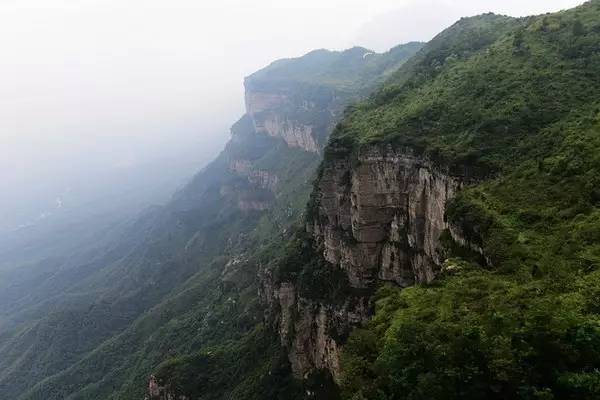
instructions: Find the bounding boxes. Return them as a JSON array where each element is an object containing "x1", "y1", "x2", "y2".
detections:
[{"x1": 340, "y1": 2, "x2": 600, "y2": 399}]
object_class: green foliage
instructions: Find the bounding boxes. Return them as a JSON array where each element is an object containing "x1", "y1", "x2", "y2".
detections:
[
  {"x1": 5, "y1": 2, "x2": 600, "y2": 399},
  {"x1": 246, "y1": 43, "x2": 424, "y2": 94},
  {"x1": 341, "y1": 2, "x2": 600, "y2": 399},
  {"x1": 277, "y1": 229, "x2": 352, "y2": 304},
  {"x1": 245, "y1": 43, "x2": 423, "y2": 147},
  {"x1": 342, "y1": 270, "x2": 600, "y2": 400},
  {"x1": 4, "y1": 29, "x2": 417, "y2": 399},
  {"x1": 333, "y1": 4, "x2": 600, "y2": 174},
  {"x1": 154, "y1": 326, "x2": 303, "y2": 400}
]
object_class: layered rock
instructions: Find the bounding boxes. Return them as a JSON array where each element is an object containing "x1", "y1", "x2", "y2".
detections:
[
  {"x1": 243, "y1": 83, "x2": 338, "y2": 153},
  {"x1": 313, "y1": 145, "x2": 464, "y2": 288},
  {"x1": 285, "y1": 295, "x2": 371, "y2": 380},
  {"x1": 268, "y1": 144, "x2": 471, "y2": 381},
  {"x1": 244, "y1": 91, "x2": 288, "y2": 116},
  {"x1": 217, "y1": 86, "x2": 320, "y2": 212},
  {"x1": 216, "y1": 81, "x2": 341, "y2": 213},
  {"x1": 262, "y1": 116, "x2": 319, "y2": 153}
]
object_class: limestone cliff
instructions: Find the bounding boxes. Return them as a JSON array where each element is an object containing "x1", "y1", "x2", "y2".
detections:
[
  {"x1": 220, "y1": 70, "x2": 354, "y2": 211},
  {"x1": 312, "y1": 145, "x2": 465, "y2": 288},
  {"x1": 266, "y1": 144, "x2": 480, "y2": 381},
  {"x1": 243, "y1": 83, "x2": 336, "y2": 153}
]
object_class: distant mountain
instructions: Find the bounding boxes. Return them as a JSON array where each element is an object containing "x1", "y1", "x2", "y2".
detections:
[{"x1": 0, "y1": 43, "x2": 421, "y2": 399}]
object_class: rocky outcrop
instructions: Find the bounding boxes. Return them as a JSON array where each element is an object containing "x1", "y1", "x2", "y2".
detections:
[
  {"x1": 286, "y1": 296, "x2": 371, "y2": 380},
  {"x1": 243, "y1": 84, "x2": 337, "y2": 153},
  {"x1": 247, "y1": 170, "x2": 279, "y2": 192},
  {"x1": 313, "y1": 145, "x2": 464, "y2": 288},
  {"x1": 229, "y1": 159, "x2": 252, "y2": 174},
  {"x1": 216, "y1": 80, "x2": 340, "y2": 213},
  {"x1": 244, "y1": 91, "x2": 288, "y2": 116},
  {"x1": 266, "y1": 144, "x2": 471, "y2": 381},
  {"x1": 262, "y1": 116, "x2": 319, "y2": 153}
]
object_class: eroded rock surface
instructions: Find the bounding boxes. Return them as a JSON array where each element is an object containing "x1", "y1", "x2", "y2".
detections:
[
  {"x1": 243, "y1": 84, "x2": 338, "y2": 153},
  {"x1": 266, "y1": 145, "x2": 470, "y2": 381},
  {"x1": 313, "y1": 146, "x2": 464, "y2": 288}
]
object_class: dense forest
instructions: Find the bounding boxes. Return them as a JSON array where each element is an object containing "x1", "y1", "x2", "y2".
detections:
[{"x1": 333, "y1": 3, "x2": 600, "y2": 399}]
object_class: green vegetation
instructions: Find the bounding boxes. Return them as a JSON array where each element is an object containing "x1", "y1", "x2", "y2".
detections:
[
  {"x1": 342, "y1": 271, "x2": 600, "y2": 400},
  {"x1": 277, "y1": 229, "x2": 351, "y2": 304},
  {"x1": 0, "y1": 38, "x2": 425, "y2": 400},
  {"x1": 245, "y1": 43, "x2": 423, "y2": 146},
  {"x1": 4, "y1": 1, "x2": 600, "y2": 398},
  {"x1": 340, "y1": 2, "x2": 600, "y2": 399},
  {"x1": 332, "y1": 6, "x2": 600, "y2": 174},
  {"x1": 153, "y1": 326, "x2": 303, "y2": 400},
  {"x1": 245, "y1": 42, "x2": 424, "y2": 94}
]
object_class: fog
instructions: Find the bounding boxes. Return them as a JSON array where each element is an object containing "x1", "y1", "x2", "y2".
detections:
[{"x1": 0, "y1": 0, "x2": 584, "y2": 232}]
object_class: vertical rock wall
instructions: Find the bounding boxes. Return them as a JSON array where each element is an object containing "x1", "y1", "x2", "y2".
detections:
[
  {"x1": 313, "y1": 146, "x2": 464, "y2": 288},
  {"x1": 266, "y1": 144, "x2": 469, "y2": 381}
]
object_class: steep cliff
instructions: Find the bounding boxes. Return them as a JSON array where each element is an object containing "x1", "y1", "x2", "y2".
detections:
[
  {"x1": 266, "y1": 145, "x2": 471, "y2": 380},
  {"x1": 313, "y1": 146, "x2": 465, "y2": 287}
]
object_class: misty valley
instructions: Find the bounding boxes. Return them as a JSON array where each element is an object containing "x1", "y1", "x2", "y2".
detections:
[{"x1": 2, "y1": 1, "x2": 600, "y2": 399}]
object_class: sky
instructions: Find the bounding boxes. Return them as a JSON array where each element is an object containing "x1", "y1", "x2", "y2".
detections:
[{"x1": 0, "y1": 0, "x2": 585, "y2": 229}]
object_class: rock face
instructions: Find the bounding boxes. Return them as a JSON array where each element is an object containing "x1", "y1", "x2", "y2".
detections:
[
  {"x1": 266, "y1": 144, "x2": 470, "y2": 381},
  {"x1": 229, "y1": 160, "x2": 279, "y2": 192},
  {"x1": 263, "y1": 116, "x2": 319, "y2": 153},
  {"x1": 285, "y1": 295, "x2": 371, "y2": 380},
  {"x1": 216, "y1": 79, "x2": 345, "y2": 212},
  {"x1": 243, "y1": 83, "x2": 339, "y2": 154},
  {"x1": 313, "y1": 145, "x2": 464, "y2": 288},
  {"x1": 214, "y1": 86, "x2": 331, "y2": 212}
]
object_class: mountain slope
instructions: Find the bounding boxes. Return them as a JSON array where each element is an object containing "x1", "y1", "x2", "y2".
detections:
[
  {"x1": 262, "y1": 2, "x2": 600, "y2": 399},
  {"x1": 6, "y1": 2, "x2": 600, "y2": 398},
  {"x1": 0, "y1": 43, "x2": 422, "y2": 400}
]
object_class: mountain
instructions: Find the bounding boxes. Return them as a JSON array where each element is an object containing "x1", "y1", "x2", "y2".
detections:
[
  {"x1": 3, "y1": 1, "x2": 600, "y2": 399},
  {"x1": 0, "y1": 43, "x2": 422, "y2": 399},
  {"x1": 263, "y1": 2, "x2": 600, "y2": 399}
]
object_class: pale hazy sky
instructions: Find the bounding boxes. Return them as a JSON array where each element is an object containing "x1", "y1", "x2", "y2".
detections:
[{"x1": 0, "y1": 0, "x2": 585, "y2": 227}]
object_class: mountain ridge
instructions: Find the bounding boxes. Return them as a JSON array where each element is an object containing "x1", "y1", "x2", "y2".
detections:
[
  {"x1": 2, "y1": 2, "x2": 600, "y2": 398},
  {"x1": 0, "y1": 42, "x2": 422, "y2": 400}
]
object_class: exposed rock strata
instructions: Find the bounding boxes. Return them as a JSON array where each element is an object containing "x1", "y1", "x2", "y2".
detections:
[
  {"x1": 262, "y1": 116, "x2": 319, "y2": 153},
  {"x1": 313, "y1": 146, "x2": 464, "y2": 288},
  {"x1": 266, "y1": 145, "x2": 473, "y2": 381},
  {"x1": 244, "y1": 86, "x2": 336, "y2": 153},
  {"x1": 217, "y1": 83, "x2": 338, "y2": 212}
]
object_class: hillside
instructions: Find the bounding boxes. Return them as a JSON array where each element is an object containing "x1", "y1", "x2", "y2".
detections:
[
  {"x1": 263, "y1": 1, "x2": 600, "y2": 399},
  {"x1": 0, "y1": 43, "x2": 421, "y2": 399},
  {"x1": 3, "y1": 1, "x2": 600, "y2": 399}
]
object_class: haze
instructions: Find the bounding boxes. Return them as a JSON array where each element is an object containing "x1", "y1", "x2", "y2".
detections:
[{"x1": 0, "y1": 0, "x2": 584, "y2": 231}]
